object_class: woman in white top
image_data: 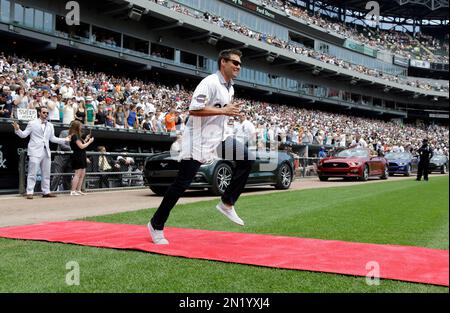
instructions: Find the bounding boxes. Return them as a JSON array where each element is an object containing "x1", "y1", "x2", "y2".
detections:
[
  {"x1": 63, "y1": 99, "x2": 77, "y2": 125},
  {"x1": 47, "y1": 94, "x2": 60, "y2": 122}
]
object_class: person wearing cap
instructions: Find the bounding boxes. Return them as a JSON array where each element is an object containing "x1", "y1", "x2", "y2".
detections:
[
  {"x1": 416, "y1": 138, "x2": 433, "y2": 181},
  {"x1": 47, "y1": 93, "x2": 60, "y2": 123},
  {"x1": 85, "y1": 96, "x2": 96, "y2": 126},
  {"x1": 136, "y1": 106, "x2": 146, "y2": 128},
  {"x1": 318, "y1": 146, "x2": 327, "y2": 159},
  {"x1": 141, "y1": 113, "x2": 154, "y2": 131}
]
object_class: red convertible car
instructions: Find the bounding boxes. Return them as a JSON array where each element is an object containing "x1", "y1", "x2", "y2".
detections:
[{"x1": 317, "y1": 148, "x2": 389, "y2": 181}]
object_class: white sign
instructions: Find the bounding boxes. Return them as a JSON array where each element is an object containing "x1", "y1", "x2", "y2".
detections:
[
  {"x1": 17, "y1": 109, "x2": 37, "y2": 121},
  {"x1": 65, "y1": 261, "x2": 80, "y2": 286}
]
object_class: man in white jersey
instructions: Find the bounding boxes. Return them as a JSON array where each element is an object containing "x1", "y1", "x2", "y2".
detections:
[{"x1": 148, "y1": 49, "x2": 254, "y2": 244}]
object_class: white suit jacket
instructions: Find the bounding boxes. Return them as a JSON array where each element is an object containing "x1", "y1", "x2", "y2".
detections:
[{"x1": 15, "y1": 118, "x2": 67, "y2": 158}]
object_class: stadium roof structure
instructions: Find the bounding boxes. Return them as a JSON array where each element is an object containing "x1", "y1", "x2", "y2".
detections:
[{"x1": 319, "y1": 0, "x2": 449, "y2": 20}]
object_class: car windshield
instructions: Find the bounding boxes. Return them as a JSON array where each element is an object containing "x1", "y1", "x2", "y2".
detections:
[
  {"x1": 385, "y1": 152, "x2": 411, "y2": 159},
  {"x1": 336, "y1": 149, "x2": 369, "y2": 158}
]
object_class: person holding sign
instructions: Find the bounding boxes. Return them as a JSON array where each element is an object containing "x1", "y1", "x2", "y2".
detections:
[
  {"x1": 12, "y1": 107, "x2": 71, "y2": 199},
  {"x1": 12, "y1": 87, "x2": 30, "y2": 119}
]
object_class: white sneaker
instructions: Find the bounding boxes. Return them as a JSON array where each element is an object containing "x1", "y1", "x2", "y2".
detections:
[
  {"x1": 77, "y1": 191, "x2": 87, "y2": 195},
  {"x1": 70, "y1": 191, "x2": 80, "y2": 196},
  {"x1": 147, "y1": 222, "x2": 169, "y2": 245},
  {"x1": 216, "y1": 201, "x2": 245, "y2": 226}
]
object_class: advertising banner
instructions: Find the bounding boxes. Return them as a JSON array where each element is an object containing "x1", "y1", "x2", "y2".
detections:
[
  {"x1": 410, "y1": 59, "x2": 431, "y2": 69},
  {"x1": 343, "y1": 39, "x2": 377, "y2": 58},
  {"x1": 393, "y1": 55, "x2": 409, "y2": 68}
]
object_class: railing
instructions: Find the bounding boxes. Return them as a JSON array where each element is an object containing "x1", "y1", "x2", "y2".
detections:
[
  {"x1": 296, "y1": 157, "x2": 322, "y2": 178},
  {"x1": 18, "y1": 150, "x2": 155, "y2": 194},
  {"x1": 17, "y1": 148, "x2": 324, "y2": 194}
]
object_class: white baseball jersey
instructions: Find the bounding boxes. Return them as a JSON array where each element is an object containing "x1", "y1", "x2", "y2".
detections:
[{"x1": 178, "y1": 71, "x2": 234, "y2": 163}]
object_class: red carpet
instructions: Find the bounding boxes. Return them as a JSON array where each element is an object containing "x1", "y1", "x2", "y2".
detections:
[{"x1": 0, "y1": 221, "x2": 448, "y2": 286}]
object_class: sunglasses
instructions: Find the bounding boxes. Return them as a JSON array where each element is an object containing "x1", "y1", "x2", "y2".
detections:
[
  {"x1": 225, "y1": 59, "x2": 241, "y2": 67},
  {"x1": 41, "y1": 112, "x2": 49, "y2": 115}
]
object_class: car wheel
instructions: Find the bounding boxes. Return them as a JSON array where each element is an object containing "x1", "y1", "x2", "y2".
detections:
[
  {"x1": 149, "y1": 186, "x2": 168, "y2": 196},
  {"x1": 404, "y1": 164, "x2": 411, "y2": 177},
  {"x1": 360, "y1": 165, "x2": 369, "y2": 181},
  {"x1": 381, "y1": 165, "x2": 389, "y2": 180},
  {"x1": 210, "y1": 163, "x2": 233, "y2": 196},
  {"x1": 319, "y1": 176, "x2": 328, "y2": 181},
  {"x1": 275, "y1": 163, "x2": 292, "y2": 190},
  {"x1": 441, "y1": 164, "x2": 447, "y2": 174}
]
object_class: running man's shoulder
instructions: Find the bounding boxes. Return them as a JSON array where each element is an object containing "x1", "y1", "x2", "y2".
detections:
[{"x1": 200, "y1": 72, "x2": 221, "y2": 85}]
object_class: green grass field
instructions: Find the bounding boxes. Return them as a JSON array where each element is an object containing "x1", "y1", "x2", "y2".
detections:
[{"x1": 0, "y1": 176, "x2": 448, "y2": 293}]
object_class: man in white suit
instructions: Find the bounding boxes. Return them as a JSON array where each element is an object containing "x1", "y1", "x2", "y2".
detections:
[{"x1": 12, "y1": 107, "x2": 71, "y2": 199}]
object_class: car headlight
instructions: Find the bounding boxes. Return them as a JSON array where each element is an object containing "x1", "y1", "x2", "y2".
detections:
[
  {"x1": 201, "y1": 160, "x2": 215, "y2": 167},
  {"x1": 398, "y1": 162, "x2": 406, "y2": 166},
  {"x1": 349, "y1": 162, "x2": 360, "y2": 167}
]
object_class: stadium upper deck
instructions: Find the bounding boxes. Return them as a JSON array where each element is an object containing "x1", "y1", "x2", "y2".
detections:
[
  {"x1": 259, "y1": 0, "x2": 449, "y2": 64},
  {"x1": 0, "y1": 0, "x2": 448, "y2": 115}
]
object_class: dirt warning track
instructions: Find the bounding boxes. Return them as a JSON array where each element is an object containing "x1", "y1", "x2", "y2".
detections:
[{"x1": 0, "y1": 176, "x2": 424, "y2": 227}]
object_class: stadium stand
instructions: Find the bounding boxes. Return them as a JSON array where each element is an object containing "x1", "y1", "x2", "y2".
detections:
[
  {"x1": 260, "y1": 0, "x2": 449, "y2": 64},
  {"x1": 164, "y1": 1, "x2": 449, "y2": 91},
  {"x1": 1, "y1": 50, "x2": 448, "y2": 157}
]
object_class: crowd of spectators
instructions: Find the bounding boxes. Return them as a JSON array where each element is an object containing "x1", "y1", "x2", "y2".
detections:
[
  {"x1": 0, "y1": 51, "x2": 448, "y2": 158},
  {"x1": 237, "y1": 101, "x2": 449, "y2": 157},
  {"x1": 260, "y1": 0, "x2": 449, "y2": 64},
  {"x1": 163, "y1": 1, "x2": 449, "y2": 92}
]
